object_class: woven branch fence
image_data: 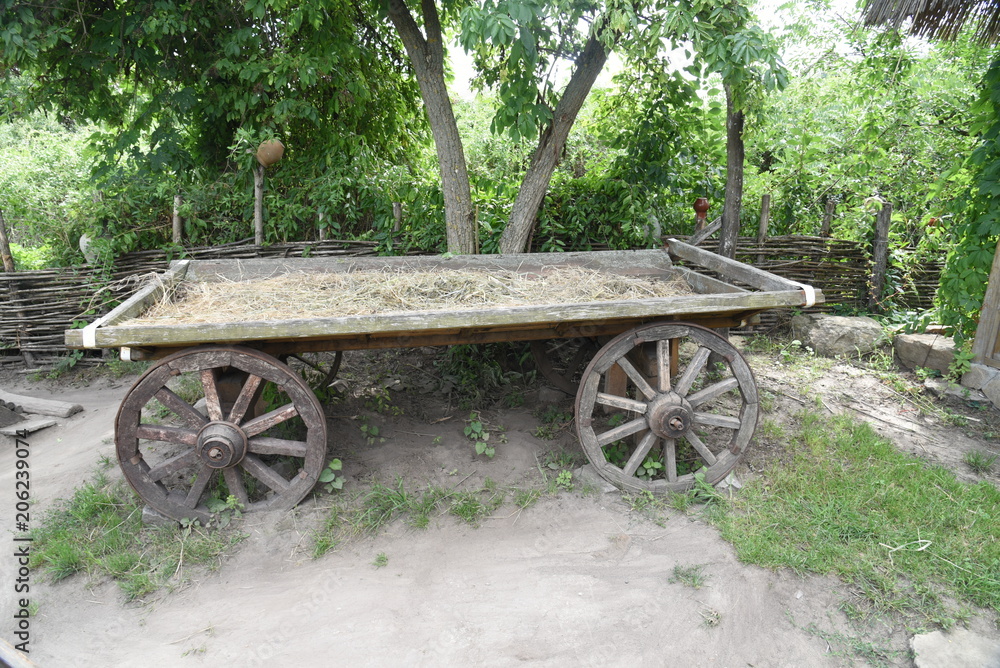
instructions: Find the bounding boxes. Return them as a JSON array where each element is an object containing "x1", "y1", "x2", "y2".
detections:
[{"x1": 0, "y1": 235, "x2": 941, "y2": 369}]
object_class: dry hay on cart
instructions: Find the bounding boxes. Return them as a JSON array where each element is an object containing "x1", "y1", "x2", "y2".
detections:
[{"x1": 126, "y1": 266, "x2": 693, "y2": 325}]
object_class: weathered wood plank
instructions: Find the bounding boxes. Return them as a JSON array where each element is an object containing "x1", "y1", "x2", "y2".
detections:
[
  {"x1": 972, "y1": 238, "x2": 1000, "y2": 364},
  {"x1": 118, "y1": 312, "x2": 764, "y2": 360},
  {"x1": 99, "y1": 260, "x2": 191, "y2": 328},
  {"x1": 68, "y1": 289, "x2": 808, "y2": 350},
  {"x1": 666, "y1": 238, "x2": 818, "y2": 295}
]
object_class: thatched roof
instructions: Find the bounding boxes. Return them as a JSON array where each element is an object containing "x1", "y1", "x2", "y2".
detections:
[{"x1": 862, "y1": 0, "x2": 1000, "y2": 43}]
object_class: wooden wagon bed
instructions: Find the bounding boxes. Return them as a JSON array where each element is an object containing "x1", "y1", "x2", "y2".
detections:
[
  {"x1": 67, "y1": 239, "x2": 819, "y2": 360},
  {"x1": 64, "y1": 239, "x2": 822, "y2": 523}
]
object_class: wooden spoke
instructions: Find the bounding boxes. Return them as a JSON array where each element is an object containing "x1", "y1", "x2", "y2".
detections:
[
  {"x1": 656, "y1": 340, "x2": 671, "y2": 392},
  {"x1": 684, "y1": 430, "x2": 718, "y2": 466},
  {"x1": 223, "y1": 467, "x2": 250, "y2": 508},
  {"x1": 241, "y1": 403, "x2": 298, "y2": 438},
  {"x1": 136, "y1": 424, "x2": 198, "y2": 447},
  {"x1": 200, "y1": 368, "x2": 224, "y2": 421},
  {"x1": 116, "y1": 346, "x2": 327, "y2": 523},
  {"x1": 248, "y1": 436, "x2": 309, "y2": 458},
  {"x1": 621, "y1": 431, "x2": 658, "y2": 477},
  {"x1": 153, "y1": 388, "x2": 208, "y2": 429},
  {"x1": 687, "y1": 377, "x2": 739, "y2": 408},
  {"x1": 693, "y1": 412, "x2": 742, "y2": 430},
  {"x1": 615, "y1": 356, "x2": 657, "y2": 400},
  {"x1": 184, "y1": 466, "x2": 215, "y2": 509},
  {"x1": 663, "y1": 438, "x2": 678, "y2": 482},
  {"x1": 576, "y1": 323, "x2": 758, "y2": 495},
  {"x1": 146, "y1": 449, "x2": 200, "y2": 483},
  {"x1": 674, "y1": 346, "x2": 711, "y2": 397},
  {"x1": 595, "y1": 393, "x2": 648, "y2": 414},
  {"x1": 241, "y1": 453, "x2": 291, "y2": 493},
  {"x1": 595, "y1": 416, "x2": 649, "y2": 447},
  {"x1": 228, "y1": 373, "x2": 263, "y2": 424}
]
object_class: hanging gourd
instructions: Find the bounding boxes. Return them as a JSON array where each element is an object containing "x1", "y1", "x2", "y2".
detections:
[{"x1": 255, "y1": 139, "x2": 284, "y2": 167}]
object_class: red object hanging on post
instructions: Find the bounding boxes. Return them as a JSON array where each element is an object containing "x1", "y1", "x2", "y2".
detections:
[{"x1": 693, "y1": 197, "x2": 709, "y2": 232}]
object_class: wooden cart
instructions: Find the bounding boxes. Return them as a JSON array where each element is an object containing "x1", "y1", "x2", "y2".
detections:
[{"x1": 65, "y1": 239, "x2": 821, "y2": 522}]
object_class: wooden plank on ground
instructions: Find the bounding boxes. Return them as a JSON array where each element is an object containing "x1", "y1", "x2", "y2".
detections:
[{"x1": 1, "y1": 417, "x2": 58, "y2": 436}]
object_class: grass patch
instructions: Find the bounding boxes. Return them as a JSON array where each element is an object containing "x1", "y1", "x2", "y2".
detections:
[
  {"x1": 669, "y1": 563, "x2": 709, "y2": 589},
  {"x1": 29, "y1": 472, "x2": 247, "y2": 601},
  {"x1": 714, "y1": 410, "x2": 1000, "y2": 628},
  {"x1": 313, "y1": 477, "x2": 518, "y2": 557}
]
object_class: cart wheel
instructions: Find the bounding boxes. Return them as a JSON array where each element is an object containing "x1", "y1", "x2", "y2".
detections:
[
  {"x1": 575, "y1": 323, "x2": 757, "y2": 494},
  {"x1": 115, "y1": 346, "x2": 327, "y2": 523},
  {"x1": 530, "y1": 338, "x2": 599, "y2": 395}
]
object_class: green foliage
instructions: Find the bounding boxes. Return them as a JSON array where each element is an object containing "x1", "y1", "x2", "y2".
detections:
[
  {"x1": 29, "y1": 472, "x2": 245, "y2": 600},
  {"x1": 669, "y1": 563, "x2": 709, "y2": 589},
  {"x1": 963, "y1": 450, "x2": 998, "y2": 475},
  {"x1": 938, "y1": 55, "x2": 1000, "y2": 340},
  {"x1": 1, "y1": 1, "x2": 424, "y2": 260},
  {"x1": 319, "y1": 459, "x2": 345, "y2": 493},
  {"x1": 464, "y1": 412, "x2": 495, "y2": 458}
]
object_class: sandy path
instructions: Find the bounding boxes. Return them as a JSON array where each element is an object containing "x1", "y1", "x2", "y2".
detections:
[{"x1": 0, "y1": 375, "x2": 870, "y2": 667}]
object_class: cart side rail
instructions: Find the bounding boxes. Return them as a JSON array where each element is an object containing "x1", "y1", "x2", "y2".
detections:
[
  {"x1": 76, "y1": 260, "x2": 190, "y2": 348},
  {"x1": 666, "y1": 238, "x2": 820, "y2": 307}
]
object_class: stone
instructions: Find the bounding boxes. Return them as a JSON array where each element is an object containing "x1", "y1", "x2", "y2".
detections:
[
  {"x1": 910, "y1": 628, "x2": 1000, "y2": 668},
  {"x1": 0, "y1": 404, "x2": 23, "y2": 429},
  {"x1": 789, "y1": 314, "x2": 885, "y2": 358},
  {"x1": 141, "y1": 505, "x2": 179, "y2": 528},
  {"x1": 894, "y1": 333, "x2": 956, "y2": 374},
  {"x1": 573, "y1": 465, "x2": 618, "y2": 494},
  {"x1": 963, "y1": 362, "x2": 1000, "y2": 391},
  {"x1": 983, "y1": 375, "x2": 1000, "y2": 409},
  {"x1": 923, "y1": 378, "x2": 988, "y2": 405}
]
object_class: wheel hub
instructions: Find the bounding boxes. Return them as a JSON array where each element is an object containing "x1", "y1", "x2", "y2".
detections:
[
  {"x1": 196, "y1": 422, "x2": 248, "y2": 469},
  {"x1": 647, "y1": 393, "x2": 693, "y2": 439}
]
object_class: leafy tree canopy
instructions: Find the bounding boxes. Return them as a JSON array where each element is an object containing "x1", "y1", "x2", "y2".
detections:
[{"x1": 0, "y1": 0, "x2": 422, "y2": 176}]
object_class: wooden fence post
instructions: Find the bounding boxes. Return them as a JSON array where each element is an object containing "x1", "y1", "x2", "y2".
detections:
[
  {"x1": 0, "y1": 208, "x2": 15, "y2": 272},
  {"x1": 253, "y1": 164, "x2": 265, "y2": 246},
  {"x1": 868, "y1": 202, "x2": 892, "y2": 311},
  {"x1": 820, "y1": 198, "x2": 835, "y2": 237},
  {"x1": 756, "y1": 194, "x2": 770, "y2": 266},
  {"x1": 0, "y1": 208, "x2": 37, "y2": 368},
  {"x1": 971, "y1": 237, "x2": 1000, "y2": 365},
  {"x1": 318, "y1": 211, "x2": 326, "y2": 242},
  {"x1": 172, "y1": 194, "x2": 183, "y2": 244}
]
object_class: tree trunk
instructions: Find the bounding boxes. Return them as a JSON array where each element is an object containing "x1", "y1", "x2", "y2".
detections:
[
  {"x1": 719, "y1": 84, "x2": 744, "y2": 260},
  {"x1": 253, "y1": 165, "x2": 264, "y2": 246},
  {"x1": 0, "y1": 208, "x2": 15, "y2": 272},
  {"x1": 387, "y1": 0, "x2": 477, "y2": 254},
  {"x1": 498, "y1": 34, "x2": 609, "y2": 254}
]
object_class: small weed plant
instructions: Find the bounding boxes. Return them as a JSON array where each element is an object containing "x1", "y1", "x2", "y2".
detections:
[
  {"x1": 669, "y1": 564, "x2": 709, "y2": 589},
  {"x1": 464, "y1": 412, "x2": 495, "y2": 458},
  {"x1": 963, "y1": 450, "x2": 998, "y2": 475},
  {"x1": 319, "y1": 459, "x2": 345, "y2": 492}
]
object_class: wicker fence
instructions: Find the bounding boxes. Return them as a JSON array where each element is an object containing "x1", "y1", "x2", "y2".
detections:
[{"x1": 0, "y1": 235, "x2": 941, "y2": 368}]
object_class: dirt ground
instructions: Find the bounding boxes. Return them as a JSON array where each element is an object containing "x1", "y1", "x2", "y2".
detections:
[{"x1": 1, "y1": 340, "x2": 999, "y2": 667}]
